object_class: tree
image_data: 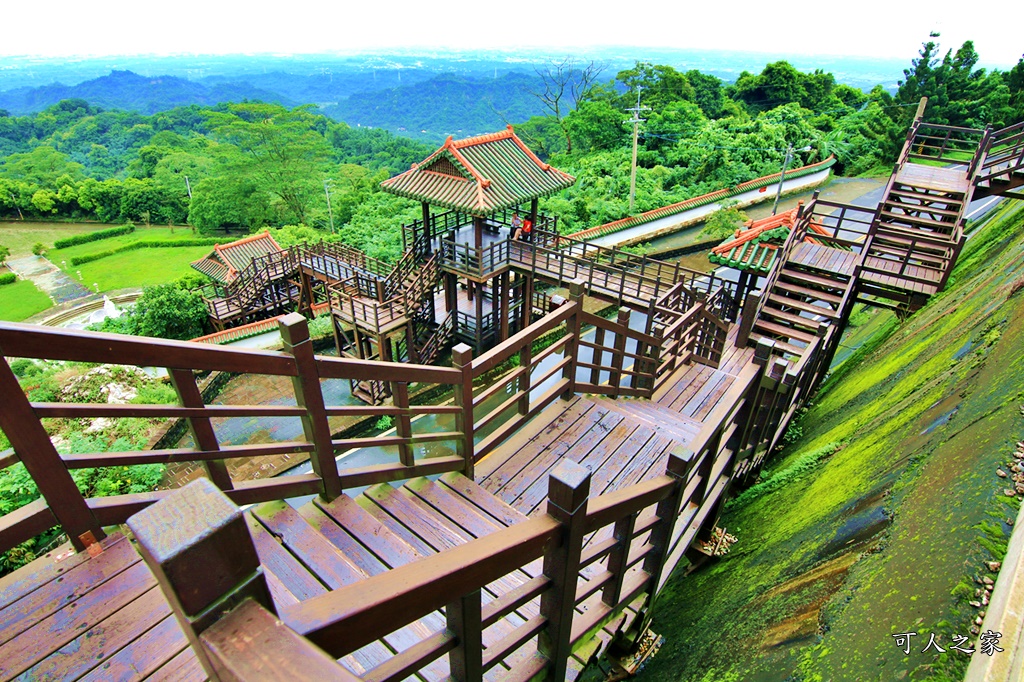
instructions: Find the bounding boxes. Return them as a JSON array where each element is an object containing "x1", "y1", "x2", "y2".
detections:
[
  {"x1": 615, "y1": 63, "x2": 694, "y2": 111},
  {"x1": 131, "y1": 284, "x2": 208, "y2": 340},
  {"x1": 0, "y1": 245, "x2": 9, "y2": 265},
  {"x1": 701, "y1": 201, "x2": 748, "y2": 239},
  {"x1": 205, "y1": 103, "x2": 332, "y2": 225},
  {"x1": 532, "y1": 57, "x2": 605, "y2": 153}
]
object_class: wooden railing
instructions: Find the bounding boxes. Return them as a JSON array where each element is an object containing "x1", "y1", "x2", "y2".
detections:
[
  {"x1": 466, "y1": 300, "x2": 580, "y2": 462},
  {"x1": 0, "y1": 314, "x2": 473, "y2": 555},
  {"x1": 902, "y1": 121, "x2": 985, "y2": 167},
  {"x1": 976, "y1": 120, "x2": 1024, "y2": 187}
]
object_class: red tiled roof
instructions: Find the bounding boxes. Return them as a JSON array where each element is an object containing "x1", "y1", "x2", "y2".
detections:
[
  {"x1": 191, "y1": 231, "x2": 283, "y2": 283},
  {"x1": 380, "y1": 126, "x2": 575, "y2": 215}
]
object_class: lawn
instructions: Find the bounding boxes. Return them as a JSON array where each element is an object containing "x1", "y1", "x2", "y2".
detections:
[
  {"x1": 68, "y1": 245, "x2": 214, "y2": 290},
  {"x1": 0, "y1": 279, "x2": 54, "y2": 321},
  {"x1": 48, "y1": 224, "x2": 207, "y2": 264},
  {"x1": 0, "y1": 221, "x2": 100, "y2": 256}
]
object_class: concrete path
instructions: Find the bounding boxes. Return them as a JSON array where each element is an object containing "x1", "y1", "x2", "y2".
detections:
[{"x1": 5, "y1": 255, "x2": 91, "y2": 304}]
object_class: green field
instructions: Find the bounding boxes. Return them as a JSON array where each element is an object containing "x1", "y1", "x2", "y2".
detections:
[
  {"x1": 0, "y1": 221, "x2": 100, "y2": 256},
  {"x1": 48, "y1": 225, "x2": 207, "y2": 263},
  {"x1": 0, "y1": 280, "x2": 53, "y2": 321},
  {"x1": 67, "y1": 245, "x2": 214, "y2": 291}
]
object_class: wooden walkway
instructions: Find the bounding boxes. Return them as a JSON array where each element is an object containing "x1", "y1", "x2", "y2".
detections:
[{"x1": 0, "y1": 322, "x2": 757, "y2": 682}]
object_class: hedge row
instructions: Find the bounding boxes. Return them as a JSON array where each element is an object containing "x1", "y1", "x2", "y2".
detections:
[
  {"x1": 53, "y1": 225, "x2": 136, "y2": 249},
  {"x1": 69, "y1": 238, "x2": 221, "y2": 266},
  {"x1": 0, "y1": 272, "x2": 16, "y2": 286}
]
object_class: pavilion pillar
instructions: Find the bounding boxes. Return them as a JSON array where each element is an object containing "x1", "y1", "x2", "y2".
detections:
[
  {"x1": 444, "y1": 272, "x2": 457, "y2": 313},
  {"x1": 499, "y1": 272, "x2": 510, "y2": 343},
  {"x1": 473, "y1": 215, "x2": 484, "y2": 251},
  {"x1": 475, "y1": 281, "x2": 485, "y2": 351},
  {"x1": 735, "y1": 270, "x2": 751, "y2": 309},
  {"x1": 529, "y1": 198, "x2": 538, "y2": 226},
  {"x1": 421, "y1": 202, "x2": 432, "y2": 256}
]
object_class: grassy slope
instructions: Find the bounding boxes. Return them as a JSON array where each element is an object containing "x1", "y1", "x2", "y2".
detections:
[
  {"x1": 47, "y1": 224, "x2": 203, "y2": 262},
  {"x1": 641, "y1": 202, "x2": 1024, "y2": 682},
  {"x1": 0, "y1": 280, "x2": 53, "y2": 321},
  {"x1": 0, "y1": 221, "x2": 98, "y2": 256},
  {"x1": 66, "y1": 245, "x2": 213, "y2": 291}
]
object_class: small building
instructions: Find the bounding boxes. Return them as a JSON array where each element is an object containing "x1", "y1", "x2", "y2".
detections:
[{"x1": 190, "y1": 231, "x2": 283, "y2": 284}]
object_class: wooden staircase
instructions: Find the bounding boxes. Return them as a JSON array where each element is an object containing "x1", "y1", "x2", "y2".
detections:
[
  {"x1": 248, "y1": 472, "x2": 550, "y2": 681},
  {"x1": 750, "y1": 250, "x2": 855, "y2": 357}
]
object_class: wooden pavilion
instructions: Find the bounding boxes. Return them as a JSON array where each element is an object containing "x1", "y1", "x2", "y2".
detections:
[
  {"x1": 191, "y1": 231, "x2": 283, "y2": 284},
  {"x1": 380, "y1": 127, "x2": 575, "y2": 353}
]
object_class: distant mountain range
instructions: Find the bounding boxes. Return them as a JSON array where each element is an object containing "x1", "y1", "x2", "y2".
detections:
[{"x1": 0, "y1": 70, "x2": 295, "y2": 115}]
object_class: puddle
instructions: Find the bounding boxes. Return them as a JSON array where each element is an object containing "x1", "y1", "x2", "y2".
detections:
[
  {"x1": 952, "y1": 340, "x2": 975, "y2": 361},
  {"x1": 920, "y1": 405, "x2": 959, "y2": 435}
]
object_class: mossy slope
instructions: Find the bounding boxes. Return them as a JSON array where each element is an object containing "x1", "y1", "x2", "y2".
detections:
[{"x1": 641, "y1": 203, "x2": 1024, "y2": 681}]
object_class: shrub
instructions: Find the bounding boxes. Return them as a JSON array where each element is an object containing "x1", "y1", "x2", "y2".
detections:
[
  {"x1": 52, "y1": 224, "x2": 135, "y2": 249},
  {"x1": 0, "y1": 272, "x2": 16, "y2": 286},
  {"x1": 9, "y1": 358, "x2": 36, "y2": 377},
  {"x1": 31, "y1": 242, "x2": 47, "y2": 256},
  {"x1": 68, "y1": 238, "x2": 221, "y2": 266},
  {"x1": 375, "y1": 415, "x2": 394, "y2": 431}
]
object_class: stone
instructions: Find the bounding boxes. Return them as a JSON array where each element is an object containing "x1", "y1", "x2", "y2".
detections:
[
  {"x1": 997, "y1": 469, "x2": 1008, "y2": 478},
  {"x1": 971, "y1": 626, "x2": 980, "y2": 635},
  {"x1": 975, "y1": 616, "x2": 984, "y2": 626},
  {"x1": 983, "y1": 577, "x2": 994, "y2": 586},
  {"x1": 970, "y1": 600, "x2": 982, "y2": 608},
  {"x1": 979, "y1": 611, "x2": 986, "y2": 618},
  {"x1": 983, "y1": 593, "x2": 990, "y2": 606},
  {"x1": 988, "y1": 561, "x2": 1002, "y2": 572},
  {"x1": 1003, "y1": 489, "x2": 1017, "y2": 497}
]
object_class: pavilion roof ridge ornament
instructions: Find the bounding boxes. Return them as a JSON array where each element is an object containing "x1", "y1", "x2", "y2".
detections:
[{"x1": 380, "y1": 126, "x2": 574, "y2": 216}]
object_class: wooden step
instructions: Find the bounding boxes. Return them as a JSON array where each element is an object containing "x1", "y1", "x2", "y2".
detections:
[
  {"x1": 879, "y1": 210, "x2": 959, "y2": 231},
  {"x1": 587, "y1": 396, "x2": 700, "y2": 445},
  {"x1": 748, "y1": 332, "x2": 806, "y2": 356},
  {"x1": 778, "y1": 267, "x2": 851, "y2": 291},
  {"x1": 883, "y1": 201, "x2": 961, "y2": 217},
  {"x1": 772, "y1": 280, "x2": 843, "y2": 305},
  {"x1": 758, "y1": 305, "x2": 826, "y2": 331},
  {"x1": 752, "y1": 319, "x2": 817, "y2": 344},
  {"x1": 766, "y1": 293, "x2": 840, "y2": 317}
]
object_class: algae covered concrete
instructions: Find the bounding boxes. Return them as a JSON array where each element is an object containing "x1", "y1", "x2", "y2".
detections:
[{"x1": 640, "y1": 203, "x2": 1024, "y2": 681}]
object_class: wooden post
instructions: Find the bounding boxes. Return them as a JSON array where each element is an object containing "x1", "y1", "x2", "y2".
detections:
[
  {"x1": 645, "y1": 449, "x2": 695, "y2": 594},
  {"x1": 499, "y1": 272, "x2": 510, "y2": 343},
  {"x1": 609, "y1": 308, "x2": 630, "y2": 397},
  {"x1": 539, "y1": 460, "x2": 591, "y2": 681},
  {"x1": 452, "y1": 344, "x2": 475, "y2": 478},
  {"x1": 473, "y1": 215, "x2": 484, "y2": 251},
  {"x1": 169, "y1": 368, "x2": 232, "y2": 491},
  {"x1": 736, "y1": 290, "x2": 761, "y2": 347},
  {"x1": 392, "y1": 381, "x2": 414, "y2": 467},
  {"x1": 279, "y1": 314, "x2": 342, "y2": 501},
  {"x1": 563, "y1": 280, "x2": 585, "y2": 399},
  {"x1": 590, "y1": 326, "x2": 605, "y2": 387},
  {"x1": 517, "y1": 326, "x2": 533, "y2": 416},
  {"x1": 474, "y1": 285, "x2": 484, "y2": 351},
  {"x1": 522, "y1": 273, "x2": 535, "y2": 329},
  {"x1": 0, "y1": 357, "x2": 104, "y2": 551},
  {"x1": 421, "y1": 202, "x2": 432, "y2": 255},
  {"x1": 127, "y1": 478, "x2": 274, "y2": 680},
  {"x1": 447, "y1": 589, "x2": 483, "y2": 681},
  {"x1": 529, "y1": 197, "x2": 538, "y2": 228}
]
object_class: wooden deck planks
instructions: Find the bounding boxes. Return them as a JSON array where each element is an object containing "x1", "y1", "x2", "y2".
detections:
[{"x1": 896, "y1": 163, "x2": 970, "y2": 194}]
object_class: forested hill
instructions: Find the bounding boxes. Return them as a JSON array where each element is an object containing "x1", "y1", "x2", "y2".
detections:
[
  {"x1": 322, "y1": 72, "x2": 547, "y2": 142},
  {"x1": 0, "y1": 71, "x2": 295, "y2": 116}
]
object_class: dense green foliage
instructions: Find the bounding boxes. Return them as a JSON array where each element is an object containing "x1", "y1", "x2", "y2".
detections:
[
  {"x1": 0, "y1": 37, "x2": 1020, "y2": 261},
  {"x1": 52, "y1": 223, "x2": 135, "y2": 248},
  {"x1": 91, "y1": 281, "x2": 209, "y2": 339},
  {"x1": 0, "y1": 272, "x2": 15, "y2": 285}
]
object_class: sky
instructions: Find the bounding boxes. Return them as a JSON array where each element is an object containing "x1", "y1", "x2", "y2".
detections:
[{"x1": 2, "y1": 0, "x2": 1020, "y2": 67}]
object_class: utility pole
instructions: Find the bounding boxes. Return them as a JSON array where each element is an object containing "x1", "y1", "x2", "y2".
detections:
[
  {"x1": 625, "y1": 88, "x2": 650, "y2": 214},
  {"x1": 324, "y1": 180, "x2": 335, "y2": 234},
  {"x1": 183, "y1": 176, "x2": 192, "y2": 201},
  {"x1": 771, "y1": 144, "x2": 811, "y2": 215}
]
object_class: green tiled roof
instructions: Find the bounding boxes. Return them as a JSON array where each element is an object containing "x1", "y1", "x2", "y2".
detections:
[
  {"x1": 191, "y1": 231, "x2": 282, "y2": 283},
  {"x1": 381, "y1": 126, "x2": 575, "y2": 215}
]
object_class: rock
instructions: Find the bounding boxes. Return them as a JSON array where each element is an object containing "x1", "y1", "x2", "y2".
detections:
[
  {"x1": 988, "y1": 561, "x2": 1002, "y2": 572},
  {"x1": 983, "y1": 593, "x2": 990, "y2": 606},
  {"x1": 976, "y1": 588, "x2": 984, "y2": 596},
  {"x1": 1016, "y1": 483, "x2": 1024, "y2": 495},
  {"x1": 976, "y1": 577, "x2": 986, "y2": 585},
  {"x1": 971, "y1": 626, "x2": 980, "y2": 635},
  {"x1": 980, "y1": 611, "x2": 986, "y2": 618},
  {"x1": 1012, "y1": 463, "x2": 1024, "y2": 473},
  {"x1": 970, "y1": 600, "x2": 982, "y2": 608},
  {"x1": 997, "y1": 469, "x2": 1008, "y2": 478},
  {"x1": 983, "y1": 577, "x2": 994, "y2": 586},
  {"x1": 1003, "y1": 489, "x2": 1017, "y2": 497},
  {"x1": 975, "y1": 616, "x2": 984, "y2": 626},
  {"x1": 1007, "y1": 517, "x2": 1015, "y2": 526}
]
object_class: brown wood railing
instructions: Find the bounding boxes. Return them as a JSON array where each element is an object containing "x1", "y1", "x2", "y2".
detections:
[
  {"x1": 0, "y1": 314, "x2": 473, "y2": 555},
  {"x1": 975, "y1": 120, "x2": 1024, "y2": 186}
]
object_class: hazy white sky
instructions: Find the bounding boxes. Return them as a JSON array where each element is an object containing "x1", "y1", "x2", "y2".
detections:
[{"x1": 2, "y1": 0, "x2": 1020, "y2": 66}]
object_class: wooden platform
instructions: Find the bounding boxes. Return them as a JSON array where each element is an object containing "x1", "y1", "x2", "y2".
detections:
[
  {"x1": 0, "y1": 533, "x2": 204, "y2": 681},
  {"x1": 789, "y1": 242, "x2": 859, "y2": 276},
  {"x1": 894, "y1": 163, "x2": 970, "y2": 194}
]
